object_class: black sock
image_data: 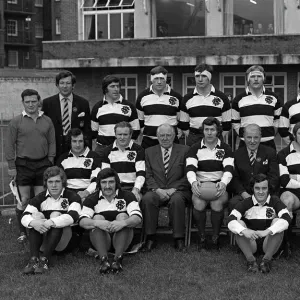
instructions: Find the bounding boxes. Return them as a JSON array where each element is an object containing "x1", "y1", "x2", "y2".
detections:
[
  {"x1": 15, "y1": 208, "x2": 27, "y2": 235},
  {"x1": 146, "y1": 234, "x2": 156, "y2": 241},
  {"x1": 43, "y1": 228, "x2": 63, "y2": 259},
  {"x1": 28, "y1": 229, "x2": 43, "y2": 258},
  {"x1": 193, "y1": 209, "x2": 206, "y2": 236},
  {"x1": 211, "y1": 210, "x2": 224, "y2": 236}
]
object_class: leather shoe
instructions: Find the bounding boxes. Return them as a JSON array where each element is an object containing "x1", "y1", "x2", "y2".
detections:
[
  {"x1": 247, "y1": 260, "x2": 259, "y2": 273},
  {"x1": 174, "y1": 239, "x2": 186, "y2": 252},
  {"x1": 142, "y1": 240, "x2": 157, "y2": 252},
  {"x1": 259, "y1": 259, "x2": 271, "y2": 273}
]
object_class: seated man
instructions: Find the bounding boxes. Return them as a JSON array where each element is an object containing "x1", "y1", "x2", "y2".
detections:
[
  {"x1": 141, "y1": 123, "x2": 191, "y2": 252},
  {"x1": 21, "y1": 166, "x2": 82, "y2": 274},
  {"x1": 228, "y1": 124, "x2": 279, "y2": 213},
  {"x1": 186, "y1": 117, "x2": 234, "y2": 250},
  {"x1": 228, "y1": 174, "x2": 291, "y2": 273},
  {"x1": 102, "y1": 121, "x2": 145, "y2": 202},
  {"x1": 56, "y1": 128, "x2": 101, "y2": 202},
  {"x1": 79, "y1": 168, "x2": 142, "y2": 274}
]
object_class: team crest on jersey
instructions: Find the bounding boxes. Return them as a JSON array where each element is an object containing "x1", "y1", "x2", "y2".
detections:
[
  {"x1": 266, "y1": 207, "x2": 275, "y2": 218},
  {"x1": 121, "y1": 105, "x2": 130, "y2": 115},
  {"x1": 265, "y1": 96, "x2": 273, "y2": 104},
  {"x1": 212, "y1": 97, "x2": 221, "y2": 106},
  {"x1": 169, "y1": 97, "x2": 177, "y2": 106},
  {"x1": 127, "y1": 151, "x2": 136, "y2": 161},
  {"x1": 61, "y1": 198, "x2": 69, "y2": 209},
  {"x1": 215, "y1": 149, "x2": 225, "y2": 160},
  {"x1": 116, "y1": 199, "x2": 126, "y2": 211},
  {"x1": 84, "y1": 159, "x2": 92, "y2": 168}
]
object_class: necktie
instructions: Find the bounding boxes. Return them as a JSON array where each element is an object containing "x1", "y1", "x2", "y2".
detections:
[
  {"x1": 250, "y1": 150, "x2": 255, "y2": 166},
  {"x1": 62, "y1": 98, "x2": 71, "y2": 135},
  {"x1": 164, "y1": 149, "x2": 170, "y2": 176}
]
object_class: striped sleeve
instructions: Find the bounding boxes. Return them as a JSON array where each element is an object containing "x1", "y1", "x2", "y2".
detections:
[
  {"x1": 178, "y1": 93, "x2": 191, "y2": 131},
  {"x1": 126, "y1": 193, "x2": 143, "y2": 219},
  {"x1": 218, "y1": 92, "x2": 231, "y2": 132},
  {"x1": 221, "y1": 144, "x2": 234, "y2": 185},
  {"x1": 278, "y1": 103, "x2": 290, "y2": 138},
  {"x1": 127, "y1": 102, "x2": 140, "y2": 140},
  {"x1": 79, "y1": 193, "x2": 99, "y2": 220},
  {"x1": 231, "y1": 95, "x2": 242, "y2": 135},
  {"x1": 91, "y1": 102, "x2": 101, "y2": 137},
  {"x1": 136, "y1": 91, "x2": 145, "y2": 129},
  {"x1": 273, "y1": 93, "x2": 282, "y2": 128},
  {"x1": 134, "y1": 147, "x2": 146, "y2": 190},
  {"x1": 186, "y1": 144, "x2": 199, "y2": 184},
  {"x1": 21, "y1": 195, "x2": 43, "y2": 228}
]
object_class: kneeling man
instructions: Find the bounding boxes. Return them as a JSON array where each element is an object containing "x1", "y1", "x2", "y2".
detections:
[
  {"x1": 79, "y1": 168, "x2": 142, "y2": 274},
  {"x1": 228, "y1": 174, "x2": 291, "y2": 273},
  {"x1": 21, "y1": 166, "x2": 82, "y2": 274}
]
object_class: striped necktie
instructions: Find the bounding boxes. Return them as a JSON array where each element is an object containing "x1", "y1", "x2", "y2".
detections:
[
  {"x1": 250, "y1": 150, "x2": 255, "y2": 166},
  {"x1": 164, "y1": 148, "x2": 170, "y2": 176},
  {"x1": 62, "y1": 98, "x2": 71, "y2": 135}
]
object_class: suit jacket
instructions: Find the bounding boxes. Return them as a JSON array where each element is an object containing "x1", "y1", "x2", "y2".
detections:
[
  {"x1": 230, "y1": 144, "x2": 279, "y2": 195},
  {"x1": 145, "y1": 143, "x2": 190, "y2": 191},
  {"x1": 42, "y1": 93, "x2": 92, "y2": 159}
]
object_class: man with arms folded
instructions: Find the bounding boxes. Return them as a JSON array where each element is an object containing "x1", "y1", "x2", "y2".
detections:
[
  {"x1": 79, "y1": 168, "x2": 142, "y2": 274},
  {"x1": 141, "y1": 123, "x2": 191, "y2": 252},
  {"x1": 228, "y1": 174, "x2": 291, "y2": 273},
  {"x1": 5, "y1": 89, "x2": 55, "y2": 243},
  {"x1": 101, "y1": 121, "x2": 145, "y2": 202},
  {"x1": 186, "y1": 117, "x2": 234, "y2": 250},
  {"x1": 21, "y1": 166, "x2": 82, "y2": 274},
  {"x1": 228, "y1": 124, "x2": 279, "y2": 213}
]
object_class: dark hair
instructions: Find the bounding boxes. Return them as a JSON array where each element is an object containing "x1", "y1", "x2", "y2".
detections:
[
  {"x1": 114, "y1": 121, "x2": 133, "y2": 135},
  {"x1": 96, "y1": 168, "x2": 121, "y2": 191},
  {"x1": 202, "y1": 117, "x2": 222, "y2": 137},
  {"x1": 43, "y1": 166, "x2": 67, "y2": 188},
  {"x1": 292, "y1": 122, "x2": 300, "y2": 139},
  {"x1": 102, "y1": 75, "x2": 121, "y2": 95},
  {"x1": 21, "y1": 89, "x2": 41, "y2": 102},
  {"x1": 150, "y1": 66, "x2": 168, "y2": 75},
  {"x1": 56, "y1": 71, "x2": 76, "y2": 86},
  {"x1": 250, "y1": 173, "x2": 272, "y2": 195},
  {"x1": 67, "y1": 128, "x2": 89, "y2": 148},
  {"x1": 194, "y1": 64, "x2": 214, "y2": 73}
]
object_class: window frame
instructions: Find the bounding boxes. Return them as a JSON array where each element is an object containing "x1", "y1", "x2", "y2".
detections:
[
  {"x1": 35, "y1": 22, "x2": 43, "y2": 38},
  {"x1": 7, "y1": 0, "x2": 18, "y2": 4},
  {"x1": 182, "y1": 73, "x2": 195, "y2": 96},
  {"x1": 35, "y1": 0, "x2": 43, "y2": 7},
  {"x1": 116, "y1": 74, "x2": 138, "y2": 103},
  {"x1": 8, "y1": 50, "x2": 18, "y2": 67},
  {"x1": 55, "y1": 18, "x2": 61, "y2": 35},
  {"x1": 7, "y1": 19, "x2": 18, "y2": 36}
]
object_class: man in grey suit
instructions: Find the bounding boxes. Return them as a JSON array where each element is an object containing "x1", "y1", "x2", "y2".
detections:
[{"x1": 141, "y1": 123, "x2": 191, "y2": 252}]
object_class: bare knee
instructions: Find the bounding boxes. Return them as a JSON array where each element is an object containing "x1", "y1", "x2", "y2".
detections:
[
  {"x1": 280, "y1": 192, "x2": 295, "y2": 210},
  {"x1": 192, "y1": 195, "x2": 207, "y2": 211},
  {"x1": 116, "y1": 213, "x2": 129, "y2": 221}
]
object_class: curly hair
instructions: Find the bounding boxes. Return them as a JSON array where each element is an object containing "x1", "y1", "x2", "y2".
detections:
[
  {"x1": 96, "y1": 168, "x2": 121, "y2": 191},
  {"x1": 43, "y1": 166, "x2": 67, "y2": 188}
]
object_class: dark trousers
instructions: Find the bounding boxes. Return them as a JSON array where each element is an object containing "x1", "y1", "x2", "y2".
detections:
[{"x1": 141, "y1": 190, "x2": 191, "y2": 239}]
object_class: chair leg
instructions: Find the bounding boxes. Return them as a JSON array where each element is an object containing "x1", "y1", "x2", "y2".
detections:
[{"x1": 185, "y1": 206, "x2": 193, "y2": 247}]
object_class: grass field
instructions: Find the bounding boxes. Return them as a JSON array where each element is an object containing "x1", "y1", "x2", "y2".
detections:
[{"x1": 1, "y1": 215, "x2": 300, "y2": 300}]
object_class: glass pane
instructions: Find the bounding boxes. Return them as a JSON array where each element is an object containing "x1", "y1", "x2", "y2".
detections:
[
  {"x1": 233, "y1": 0, "x2": 274, "y2": 35},
  {"x1": 167, "y1": 76, "x2": 172, "y2": 87},
  {"x1": 127, "y1": 89, "x2": 136, "y2": 103},
  {"x1": 236, "y1": 88, "x2": 245, "y2": 96},
  {"x1": 96, "y1": 0, "x2": 108, "y2": 7},
  {"x1": 123, "y1": 13, "x2": 134, "y2": 38},
  {"x1": 224, "y1": 76, "x2": 233, "y2": 86},
  {"x1": 108, "y1": 0, "x2": 121, "y2": 6},
  {"x1": 120, "y1": 77, "x2": 125, "y2": 85},
  {"x1": 274, "y1": 76, "x2": 284, "y2": 85},
  {"x1": 127, "y1": 77, "x2": 136, "y2": 86},
  {"x1": 274, "y1": 88, "x2": 285, "y2": 105},
  {"x1": 84, "y1": 15, "x2": 95, "y2": 40},
  {"x1": 110, "y1": 14, "x2": 121, "y2": 38},
  {"x1": 122, "y1": 0, "x2": 134, "y2": 5},
  {"x1": 156, "y1": 0, "x2": 205, "y2": 37},
  {"x1": 83, "y1": 0, "x2": 96, "y2": 8},
  {"x1": 236, "y1": 76, "x2": 246, "y2": 86},
  {"x1": 187, "y1": 88, "x2": 194, "y2": 94},
  {"x1": 224, "y1": 88, "x2": 234, "y2": 97},
  {"x1": 186, "y1": 76, "x2": 195, "y2": 86},
  {"x1": 265, "y1": 75, "x2": 273, "y2": 85},
  {"x1": 120, "y1": 88, "x2": 125, "y2": 97},
  {"x1": 97, "y1": 14, "x2": 108, "y2": 38}
]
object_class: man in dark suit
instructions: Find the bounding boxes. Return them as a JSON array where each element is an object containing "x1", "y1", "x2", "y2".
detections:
[
  {"x1": 42, "y1": 71, "x2": 91, "y2": 160},
  {"x1": 228, "y1": 124, "x2": 279, "y2": 213},
  {"x1": 141, "y1": 123, "x2": 191, "y2": 252}
]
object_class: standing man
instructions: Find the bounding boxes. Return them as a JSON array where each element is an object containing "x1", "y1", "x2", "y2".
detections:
[
  {"x1": 136, "y1": 66, "x2": 182, "y2": 149},
  {"x1": 79, "y1": 168, "x2": 142, "y2": 274},
  {"x1": 179, "y1": 64, "x2": 231, "y2": 146},
  {"x1": 91, "y1": 75, "x2": 140, "y2": 158},
  {"x1": 231, "y1": 65, "x2": 282, "y2": 150},
  {"x1": 42, "y1": 71, "x2": 92, "y2": 160},
  {"x1": 186, "y1": 117, "x2": 234, "y2": 250},
  {"x1": 5, "y1": 89, "x2": 55, "y2": 242},
  {"x1": 279, "y1": 80, "x2": 300, "y2": 145},
  {"x1": 141, "y1": 123, "x2": 191, "y2": 252},
  {"x1": 228, "y1": 124, "x2": 279, "y2": 213},
  {"x1": 101, "y1": 122, "x2": 145, "y2": 202},
  {"x1": 56, "y1": 128, "x2": 101, "y2": 202}
]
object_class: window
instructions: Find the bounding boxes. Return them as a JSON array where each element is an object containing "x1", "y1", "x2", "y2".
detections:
[
  {"x1": 8, "y1": 50, "x2": 18, "y2": 67},
  {"x1": 7, "y1": 0, "x2": 18, "y2": 4},
  {"x1": 81, "y1": 0, "x2": 134, "y2": 39},
  {"x1": 220, "y1": 73, "x2": 246, "y2": 99},
  {"x1": 55, "y1": 18, "x2": 61, "y2": 35},
  {"x1": 146, "y1": 74, "x2": 174, "y2": 89},
  {"x1": 24, "y1": 51, "x2": 29, "y2": 60},
  {"x1": 35, "y1": 23, "x2": 43, "y2": 38},
  {"x1": 182, "y1": 73, "x2": 195, "y2": 95},
  {"x1": 35, "y1": 0, "x2": 43, "y2": 7},
  {"x1": 156, "y1": 0, "x2": 205, "y2": 37},
  {"x1": 117, "y1": 75, "x2": 137, "y2": 103},
  {"x1": 7, "y1": 20, "x2": 17, "y2": 36}
]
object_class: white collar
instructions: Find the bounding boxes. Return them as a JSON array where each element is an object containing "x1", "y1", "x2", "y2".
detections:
[
  {"x1": 22, "y1": 110, "x2": 44, "y2": 117},
  {"x1": 252, "y1": 194, "x2": 271, "y2": 206},
  {"x1": 46, "y1": 188, "x2": 65, "y2": 200}
]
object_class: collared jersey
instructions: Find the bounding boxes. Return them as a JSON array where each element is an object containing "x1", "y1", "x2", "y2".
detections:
[
  {"x1": 228, "y1": 195, "x2": 291, "y2": 235},
  {"x1": 21, "y1": 189, "x2": 82, "y2": 228},
  {"x1": 179, "y1": 86, "x2": 231, "y2": 133},
  {"x1": 231, "y1": 87, "x2": 282, "y2": 142},
  {"x1": 56, "y1": 147, "x2": 101, "y2": 193},
  {"x1": 101, "y1": 140, "x2": 145, "y2": 190},
  {"x1": 186, "y1": 139, "x2": 234, "y2": 185},
  {"x1": 80, "y1": 189, "x2": 142, "y2": 222},
  {"x1": 136, "y1": 85, "x2": 181, "y2": 140},
  {"x1": 91, "y1": 95, "x2": 140, "y2": 145},
  {"x1": 278, "y1": 95, "x2": 300, "y2": 139}
]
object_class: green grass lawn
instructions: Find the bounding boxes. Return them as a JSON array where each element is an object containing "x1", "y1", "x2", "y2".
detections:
[{"x1": 1, "y1": 215, "x2": 300, "y2": 300}]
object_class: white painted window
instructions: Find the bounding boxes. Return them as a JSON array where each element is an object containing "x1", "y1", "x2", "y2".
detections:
[
  {"x1": 7, "y1": 20, "x2": 17, "y2": 36},
  {"x1": 8, "y1": 50, "x2": 18, "y2": 67},
  {"x1": 182, "y1": 73, "x2": 195, "y2": 96},
  {"x1": 146, "y1": 74, "x2": 173, "y2": 89},
  {"x1": 56, "y1": 18, "x2": 61, "y2": 35},
  {"x1": 7, "y1": 0, "x2": 17, "y2": 4},
  {"x1": 35, "y1": 23, "x2": 43, "y2": 38},
  {"x1": 117, "y1": 74, "x2": 138, "y2": 103},
  {"x1": 35, "y1": 0, "x2": 43, "y2": 7}
]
